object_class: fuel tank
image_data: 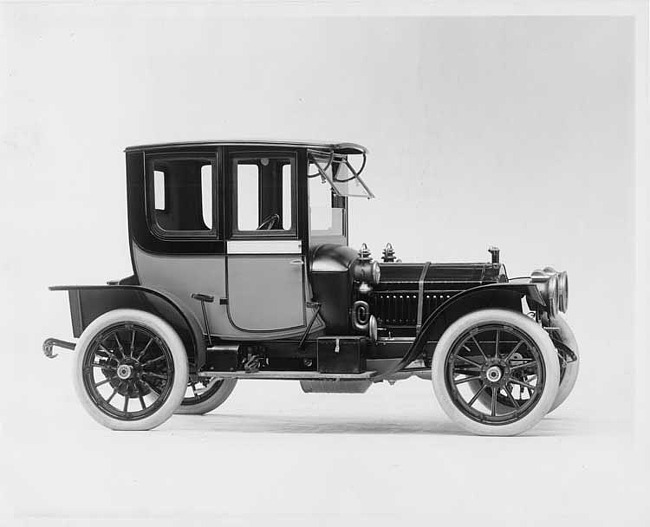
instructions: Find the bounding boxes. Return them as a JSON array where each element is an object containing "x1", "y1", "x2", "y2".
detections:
[{"x1": 372, "y1": 261, "x2": 506, "y2": 327}]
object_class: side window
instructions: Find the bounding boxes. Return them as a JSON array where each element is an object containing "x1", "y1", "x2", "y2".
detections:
[
  {"x1": 308, "y1": 162, "x2": 346, "y2": 238},
  {"x1": 308, "y1": 170, "x2": 333, "y2": 230},
  {"x1": 236, "y1": 163, "x2": 260, "y2": 230},
  {"x1": 147, "y1": 157, "x2": 216, "y2": 237},
  {"x1": 232, "y1": 155, "x2": 296, "y2": 236}
]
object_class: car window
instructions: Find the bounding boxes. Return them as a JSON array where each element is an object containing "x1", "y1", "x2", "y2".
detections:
[
  {"x1": 147, "y1": 157, "x2": 216, "y2": 237},
  {"x1": 308, "y1": 164, "x2": 346, "y2": 241},
  {"x1": 309, "y1": 171, "x2": 333, "y2": 230},
  {"x1": 236, "y1": 164, "x2": 260, "y2": 230},
  {"x1": 232, "y1": 156, "x2": 296, "y2": 236}
]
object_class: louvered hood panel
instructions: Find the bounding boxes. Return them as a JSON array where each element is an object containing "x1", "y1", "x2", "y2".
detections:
[
  {"x1": 377, "y1": 262, "x2": 502, "y2": 291},
  {"x1": 372, "y1": 262, "x2": 504, "y2": 327}
]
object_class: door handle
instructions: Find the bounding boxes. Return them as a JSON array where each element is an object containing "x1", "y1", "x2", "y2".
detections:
[{"x1": 289, "y1": 259, "x2": 304, "y2": 266}]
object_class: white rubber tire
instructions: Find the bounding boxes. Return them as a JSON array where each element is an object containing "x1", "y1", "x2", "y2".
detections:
[
  {"x1": 548, "y1": 313, "x2": 579, "y2": 414},
  {"x1": 431, "y1": 309, "x2": 560, "y2": 436},
  {"x1": 176, "y1": 378, "x2": 238, "y2": 415},
  {"x1": 469, "y1": 313, "x2": 579, "y2": 415},
  {"x1": 73, "y1": 309, "x2": 188, "y2": 431}
]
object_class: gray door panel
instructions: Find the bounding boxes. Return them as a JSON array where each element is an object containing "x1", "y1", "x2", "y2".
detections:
[{"x1": 227, "y1": 254, "x2": 306, "y2": 331}]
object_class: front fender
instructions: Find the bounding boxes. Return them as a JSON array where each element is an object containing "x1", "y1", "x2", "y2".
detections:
[
  {"x1": 50, "y1": 284, "x2": 206, "y2": 372},
  {"x1": 372, "y1": 282, "x2": 543, "y2": 381}
]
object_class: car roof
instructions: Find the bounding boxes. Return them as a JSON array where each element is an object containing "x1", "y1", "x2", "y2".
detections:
[{"x1": 124, "y1": 140, "x2": 367, "y2": 155}]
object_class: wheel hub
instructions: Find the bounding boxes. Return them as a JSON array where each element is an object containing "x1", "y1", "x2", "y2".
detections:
[
  {"x1": 486, "y1": 365, "x2": 503, "y2": 382},
  {"x1": 481, "y1": 358, "x2": 510, "y2": 386},
  {"x1": 117, "y1": 364, "x2": 134, "y2": 380}
]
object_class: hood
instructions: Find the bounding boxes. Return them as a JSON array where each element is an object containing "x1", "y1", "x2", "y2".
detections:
[{"x1": 376, "y1": 261, "x2": 506, "y2": 292}]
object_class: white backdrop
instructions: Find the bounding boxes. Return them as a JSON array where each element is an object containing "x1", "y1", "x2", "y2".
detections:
[{"x1": 1, "y1": 4, "x2": 647, "y2": 525}]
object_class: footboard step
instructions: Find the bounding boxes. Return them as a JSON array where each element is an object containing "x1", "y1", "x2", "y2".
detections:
[{"x1": 199, "y1": 371, "x2": 376, "y2": 381}]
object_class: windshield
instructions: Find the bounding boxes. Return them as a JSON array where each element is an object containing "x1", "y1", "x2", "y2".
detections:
[
  {"x1": 307, "y1": 150, "x2": 374, "y2": 199},
  {"x1": 308, "y1": 175, "x2": 347, "y2": 245}
]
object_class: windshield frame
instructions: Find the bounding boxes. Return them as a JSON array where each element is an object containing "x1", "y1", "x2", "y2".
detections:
[{"x1": 307, "y1": 149, "x2": 375, "y2": 199}]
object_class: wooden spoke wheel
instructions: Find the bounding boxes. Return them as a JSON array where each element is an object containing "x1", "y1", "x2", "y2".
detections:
[
  {"x1": 432, "y1": 309, "x2": 559, "y2": 436},
  {"x1": 73, "y1": 309, "x2": 188, "y2": 431}
]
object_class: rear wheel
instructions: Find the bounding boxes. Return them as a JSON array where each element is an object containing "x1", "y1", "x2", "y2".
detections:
[
  {"x1": 73, "y1": 309, "x2": 188, "y2": 431},
  {"x1": 176, "y1": 378, "x2": 238, "y2": 415},
  {"x1": 431, "y1": 309, "x2": 560, "y2": 436}
]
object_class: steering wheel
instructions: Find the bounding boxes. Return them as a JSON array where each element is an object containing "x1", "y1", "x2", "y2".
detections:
[{"x1": 257, "y1": 213, "x2": 280, "y2": 230}]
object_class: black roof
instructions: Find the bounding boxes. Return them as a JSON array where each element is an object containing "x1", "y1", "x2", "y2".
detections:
[{"x1": 124, "y1": 140, "x2": 367, "y2": 155}]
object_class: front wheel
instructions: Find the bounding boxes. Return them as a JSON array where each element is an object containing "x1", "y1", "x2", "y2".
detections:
[
  {"x1": 431, "y1": 309, "x2": 560, "y2": 436},
  {"x1": 466, "y1": 313, "x2": 579, "y2": 415},
  {"x1": 73, "y1": 309, "x2": 188, "y2": 431},
  {"x1": 547, "y1": 313, "x2": 579, "y2": 413}
]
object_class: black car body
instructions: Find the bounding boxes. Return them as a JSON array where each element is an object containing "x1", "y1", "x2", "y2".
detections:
[{"x1": 44, "y1": 140, "x2": 578, "y2": 435}]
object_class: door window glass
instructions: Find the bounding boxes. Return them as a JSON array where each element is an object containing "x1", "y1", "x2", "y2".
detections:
[
  {"x1": 282, "y1": 163, "x2": 292, "y2": 231},
  {"x1": 232, "y1": 156, "x2": 296, "y2": 235},
  {"x1": 236, "y1": 163, "x2": 260, "y2": 231}
]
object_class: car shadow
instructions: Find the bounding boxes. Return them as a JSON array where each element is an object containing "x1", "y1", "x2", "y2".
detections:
[
  {"x1": 171, "y1": 413, "x2": 461, "y2": 434},
  {"x1": 169, "y1": 413, "x2": 583, "y2": 437}
]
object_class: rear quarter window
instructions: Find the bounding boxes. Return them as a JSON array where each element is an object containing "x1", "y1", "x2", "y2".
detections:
[{"x1": 146, "y1": 157, "x2": 216, "y2": 238}]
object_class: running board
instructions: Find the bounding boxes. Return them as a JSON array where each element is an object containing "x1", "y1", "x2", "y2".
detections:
[{"x1": 199, "y1": 370, "x2": 377, "y2": 381}]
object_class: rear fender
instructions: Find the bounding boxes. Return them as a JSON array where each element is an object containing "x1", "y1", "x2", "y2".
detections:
[{"x1": 50, "y1": 285, "x2": 206, "y2": 372}]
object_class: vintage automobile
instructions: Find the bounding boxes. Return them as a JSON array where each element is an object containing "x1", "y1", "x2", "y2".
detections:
[{"x1": 43, "y1": 140, "x2": 579, "y2": 436}]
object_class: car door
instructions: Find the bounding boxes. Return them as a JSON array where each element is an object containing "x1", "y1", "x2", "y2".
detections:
[{"x1": 225, "y1": 150, "x2": 307, "y2": 333}]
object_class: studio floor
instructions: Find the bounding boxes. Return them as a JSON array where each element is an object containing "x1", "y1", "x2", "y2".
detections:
[{"x1": 2, "y1": 362, "x2": 647, "y2": 526}]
